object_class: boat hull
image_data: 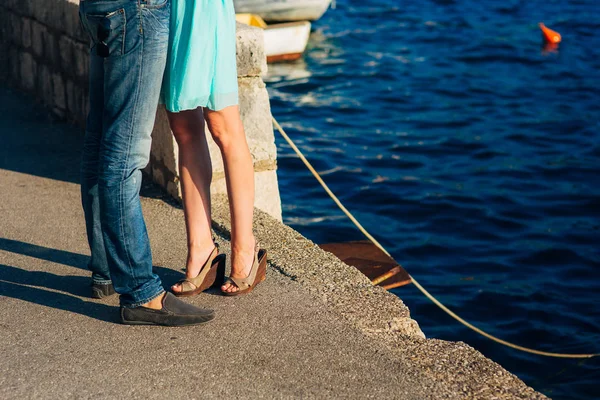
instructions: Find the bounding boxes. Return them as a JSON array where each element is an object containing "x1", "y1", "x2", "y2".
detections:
[
  {"x1": 233, "y1": 0, "x2": 331, "y2": 22},
  {"x1": 319, "y1": 241, "x2": 412, "y2": 290},
  {"x1": 263, "y1": 21, "x2": 311, "y2": 63}
]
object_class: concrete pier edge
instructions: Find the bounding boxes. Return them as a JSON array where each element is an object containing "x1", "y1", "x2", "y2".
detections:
[{"x1": 210, "y1": 195, "x2": 547, "y2": 399}]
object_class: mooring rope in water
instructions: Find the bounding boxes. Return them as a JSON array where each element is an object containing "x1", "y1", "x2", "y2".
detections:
[{"x1": 272, "y1": 117, "x2": 598, "y2": 359}]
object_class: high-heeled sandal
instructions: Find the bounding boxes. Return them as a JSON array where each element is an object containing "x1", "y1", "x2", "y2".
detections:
[
  {"x1": 221, "y1": 242, "x2": 267, "y2": 296},
  {"x1": 172, "y1": 244, "x2": 226, "y2": 297}
]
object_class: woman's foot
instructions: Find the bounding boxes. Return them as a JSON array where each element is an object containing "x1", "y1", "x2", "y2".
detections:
[
  {"x1": 221, "y1": 237, "x2": 256, "y2": 294},
  {"x1": 172, "y1": 243, "x2": 217, "y2": 294}
]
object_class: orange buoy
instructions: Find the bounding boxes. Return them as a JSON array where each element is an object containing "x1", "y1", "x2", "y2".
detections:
[{"x1": 539, "y1": 23, "x2": 561, "y2": 44}]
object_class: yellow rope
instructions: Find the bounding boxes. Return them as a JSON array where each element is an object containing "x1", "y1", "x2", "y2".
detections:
[{"x1": 273, "y1": 117, "x2": 598, "y2": 359}]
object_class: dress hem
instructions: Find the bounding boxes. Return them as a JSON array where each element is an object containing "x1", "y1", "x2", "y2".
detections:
[{"x1": 162, "y1": 97, "x2": 239, "y2": 113}]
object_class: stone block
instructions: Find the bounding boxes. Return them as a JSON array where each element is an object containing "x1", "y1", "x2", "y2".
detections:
[
  {"x1": 58, "y1": 35, "x2": 74, "y2": 75},
  {"x1": 210, "y1": 169, "x2": 282, "y2": 221},
  {"x1": 37, "y1": 64, "x2": 53, "y2": 107},
  {"x1": 238, "y1": 77, "x2": 277, "y2": 164},
  {"x1": 150, "y1": 164, "x2": 167, "y2": 190},
  {"x1": 26, "y1": 0, "x2": 82, "y2": 40},
  {"x1": 28, "y1": 0, "x2": 63, "y2": 33},
  {"x1": 0, "y1": 10, "x2": 7, "y2": 44},
  {"x1": 148, "y1": 106, "x2": 180, "y2": 197},
  {"x1": 165, "y1": 179, "x2": 179, "y2": 199},
  {"x1": 236, "y1": 22, "x2": 267, "y2": 77},
  {"x1": 151, "y1": 107, "x2": 179, "y2": 176},
  {"x1": 2, "y1": 0, "x2": 18, "y2": 12},
  {"x1": 0, "y1": 46, "x2": 7, "y2": 83},
  {"x1": 74, "y1": 41, "x2": 90, "y2": 82},
  {"x1": 254, "y1": 170, "x2": 282, "y2": 220},
  {"x1": 21, "y1": 17, "x2": 32, "y2": 49},
  {"x1": 3, "y1": 0, "x2": 32, "y2": 14},
  {"x1": 0, "y1": 13, "x2": 9, "y2": 82},
  {"x1": 52, "y1": 72, "x2": 66, "y2": 110},
  {"x1": 2, "y1": 44, "x2": 15, "y2": 84},
  {"x1": 8, "y1": 12, "x2": 21, "y2": 45},
  {"x1": 65, "y1": 79, "x2": 76, "y2": 117},
  {"x1": 74, "y1": 18, "x2": 88, "y2": 44},
  {"x1": 43, "y1": 31, "x2": 60, "y2": 67},
  {"x1": 31, "y1": 20, "x2": 47, "y2": 59},
  {"x1": 28, "y1": 0, "x2": 54, "y2": 30},
  {"x1": 8, "y1": 46, "x2": 20, "y2": 85},
  {"x1": 20, "y1": 52, "x2": 36, "y2": 91},
  {"x1": 61, "y1": 0, "x2": 85, "y2": 40}
]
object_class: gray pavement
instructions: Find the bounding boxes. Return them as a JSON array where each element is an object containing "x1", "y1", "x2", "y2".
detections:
[{"x1": 0, "y1": 87, "x2": 545, "y2": 399}]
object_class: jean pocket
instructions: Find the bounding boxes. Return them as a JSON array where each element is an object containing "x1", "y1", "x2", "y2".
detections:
[
  {"x1": 83, "y1": 8, "x2": 127, "y2": 58},
  {"x1": 141, "y1": 0, "x2": 169, "y2": 9}
]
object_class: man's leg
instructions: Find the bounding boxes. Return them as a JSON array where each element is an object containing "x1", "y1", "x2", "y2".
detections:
[
  {"x1": 80, "y1": 8, "x2": 114, "y2": 298},
  {"x1": 95, "y1": 0, "x2": 166, "y2": 308},
  {"x1": 80, "y1": 0, "x2": 213, "y2": 325}
]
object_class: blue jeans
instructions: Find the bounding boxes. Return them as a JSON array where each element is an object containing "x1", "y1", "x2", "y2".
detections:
[{"x1": 79, "y1": 0, "x2": 170, "y2": 307}]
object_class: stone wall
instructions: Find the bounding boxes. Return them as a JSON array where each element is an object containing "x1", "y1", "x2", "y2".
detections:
[{"x1": 0, "y1": 0, "x2": 282, "y2": 220}]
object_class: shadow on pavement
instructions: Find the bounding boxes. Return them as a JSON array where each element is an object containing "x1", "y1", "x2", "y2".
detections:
[
  {"x1": 0, "y1": 238, "x2": 193, "y2": 320},
  {"x1": 0, "y1": 238, "x2": 90, "y2": 271},
  {"x1": 0, "y1": 264, "x2": 91, "y2": 298},
  {"x1": 0, "y1": 265, "x2": 117, "y2": 323}
]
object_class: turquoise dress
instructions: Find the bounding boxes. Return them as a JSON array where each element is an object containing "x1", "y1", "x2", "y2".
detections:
[{"x1": 161, "y1": 0, "x2": 239, "y2": 112}]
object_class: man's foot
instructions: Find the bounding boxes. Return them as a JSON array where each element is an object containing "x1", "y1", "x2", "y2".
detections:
[
  {"x1": 91, "y1": 282, "x2": 116, "y2": 299},
  {"x1": 120, "y1": 292, "x2": 215, "y2": 326}
]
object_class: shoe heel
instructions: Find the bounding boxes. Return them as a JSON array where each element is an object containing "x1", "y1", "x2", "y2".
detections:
[
  {"x1": 257, "y1": 249, "x2": 267, "y2": 282},
  {"x1": 212, "y1": 254, "x2": 227, "y2": 288}
]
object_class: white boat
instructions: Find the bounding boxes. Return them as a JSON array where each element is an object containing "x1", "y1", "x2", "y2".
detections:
[
  {"x1": 233, "y1": 0, "x2": 331, "y2": 22},
  {"x1": 236, "y1": 14, "x2": 311, "y2": 63}
]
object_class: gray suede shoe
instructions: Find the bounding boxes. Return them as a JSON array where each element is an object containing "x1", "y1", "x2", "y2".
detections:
[{"x1": 120, "y1": 293, "x2": 215, "y2": 326}]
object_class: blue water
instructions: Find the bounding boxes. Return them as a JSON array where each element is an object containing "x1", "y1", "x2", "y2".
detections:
[{"x1": 265, "y1": 0, "x2": 600, "y2": 398}]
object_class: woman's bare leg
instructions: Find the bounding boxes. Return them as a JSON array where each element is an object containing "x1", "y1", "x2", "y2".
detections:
[
  {"x1": 166, "y1": 108, "x2": 216, "y2": 293},
  {"x1": 204, "y1": 105, "x2": 256, "y2": 293}
]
